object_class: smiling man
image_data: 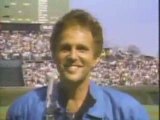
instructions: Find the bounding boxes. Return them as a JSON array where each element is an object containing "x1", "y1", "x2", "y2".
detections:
[{"x1": 7, "y1": 9, "x2": 150, "y2": 120}]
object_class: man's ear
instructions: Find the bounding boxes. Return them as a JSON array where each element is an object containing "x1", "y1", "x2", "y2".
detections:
[
  {"x1": 93, "y1": 57, "x2": 100, "y2": 67},
  {"x1": 96, "y1": 57, "x2": 100, "y2": 65}
]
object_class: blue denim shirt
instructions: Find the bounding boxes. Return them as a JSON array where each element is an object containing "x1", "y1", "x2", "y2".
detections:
[{"x1": 7, "y1": 81, "x2": 150, "y2": 120}]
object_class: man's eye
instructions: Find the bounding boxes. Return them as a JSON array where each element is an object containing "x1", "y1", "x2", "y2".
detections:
[
  {"x1": 60, "y1": 48, "x2": 69, "y2": 51},
  {"x1": 60, "y1": 45, "x2": 70, "y2": 51},
  {"x1": 77, "y1": 46, "x2": 89, "y2": 52}
]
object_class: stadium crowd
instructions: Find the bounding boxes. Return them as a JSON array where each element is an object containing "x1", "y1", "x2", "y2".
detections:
[{"x1": 0, "y1": 31, "x2": 159, "y2": 87}]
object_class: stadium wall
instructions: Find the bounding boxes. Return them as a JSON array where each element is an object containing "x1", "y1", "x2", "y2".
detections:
[
  {"x1": 0, "y1": 86, "x2": 159, "y2": 106},
  {"x1": 0, "y1": 23, "x2": 41, "y2": 31}
]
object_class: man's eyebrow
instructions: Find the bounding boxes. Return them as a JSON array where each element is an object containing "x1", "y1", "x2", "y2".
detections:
[
  {"x1": 58, "y1": 43, "x2": 71, "y2": 50},
  {"x1": 77, "y1": 44, "x2": 89, "y2": 50}
]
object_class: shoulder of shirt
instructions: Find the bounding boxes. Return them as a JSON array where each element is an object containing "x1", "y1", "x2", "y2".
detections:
[
  {"x1": 99, "y1": 85, "x2": 144, "y2": 109},
  {"x1": 8, "y1": 86, "x2": 47, "y2": 113},
  {"x1": 100, "y1": 85, "x2": 149, "y2": 119},
  {"x1": 101, "y1": 85, "x2": 137, "y2": 101}
]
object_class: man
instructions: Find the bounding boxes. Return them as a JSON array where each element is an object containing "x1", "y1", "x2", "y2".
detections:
[{"x1": 7, "y1": 9, "x2": 150, "y2": 120}]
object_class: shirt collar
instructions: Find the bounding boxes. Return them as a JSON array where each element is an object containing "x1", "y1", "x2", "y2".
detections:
[
  {"x1": 86, "y1": 81, "x2": 107, "y2": 119},
  {"x1": 51, "y1": 82, "x2": 65, "y2": 113},
  {"x1": 52, "y1": 81, "x2": 112, "y2": 119}
]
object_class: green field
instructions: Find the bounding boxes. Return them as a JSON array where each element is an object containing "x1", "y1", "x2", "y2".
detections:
[
  {"x1": 0, "y1": 86, "x2": 159, "y2": 119},
  {"x1": 145, "y1": 105, "x2": 159, "y2": 120},
  {"x1": 0, "y1": 105, "x2": 159, "y2": 120}
]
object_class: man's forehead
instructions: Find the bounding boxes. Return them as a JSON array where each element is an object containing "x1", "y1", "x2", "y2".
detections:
[{"x1": 62, "y1": 25, "x2": 91, "y2": 35}]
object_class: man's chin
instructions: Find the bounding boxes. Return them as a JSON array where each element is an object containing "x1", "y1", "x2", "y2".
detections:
[
  {"x1": 62, "y1": 76, "x2": 83, "y2": 84},
  {"x1": 65, "y1": 78, "x2": 81, "y2": 83}
]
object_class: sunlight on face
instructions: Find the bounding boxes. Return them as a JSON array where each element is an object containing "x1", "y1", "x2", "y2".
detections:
[{"x1": 55, "y1": 26, "x2": 99, "y2": 83}]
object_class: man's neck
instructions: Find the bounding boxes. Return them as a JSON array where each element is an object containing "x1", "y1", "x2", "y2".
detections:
[{"x1": 60, "y1": 80, "x2": 90, "y2": 113}]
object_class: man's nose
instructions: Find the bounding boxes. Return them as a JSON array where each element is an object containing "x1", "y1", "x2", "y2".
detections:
[{"x1": 68, "y1": 49, "x2": 78, "y2": 60}]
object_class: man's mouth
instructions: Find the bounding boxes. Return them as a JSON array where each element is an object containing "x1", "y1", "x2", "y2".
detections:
[
  {"x1": 68, "y1": 66, "x2": 79, "y2": 70},
  {"x1": 64, "y1": 65, "x2": 82, "y2": 72}
]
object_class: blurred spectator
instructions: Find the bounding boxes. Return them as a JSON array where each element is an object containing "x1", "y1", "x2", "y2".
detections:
[{"x1": 0, "y1": 31, "x2": 159, "y2": 87}]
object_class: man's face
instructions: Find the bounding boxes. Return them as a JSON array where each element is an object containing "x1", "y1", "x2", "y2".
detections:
[{"x1": 54, "y1": 26, "x2": 99, "y2": 83}]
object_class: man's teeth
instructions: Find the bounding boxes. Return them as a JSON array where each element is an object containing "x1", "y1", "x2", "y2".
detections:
[
  {"x1": 68, "y1": 66, "x2": 79, "y2": 70},
  {"x1": 69, "y1": 66, "x2": 78, "y2": 68}
]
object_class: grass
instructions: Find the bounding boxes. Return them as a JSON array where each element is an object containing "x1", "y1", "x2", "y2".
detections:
[
  {"x1": 0, "y1": 105, "x2": 159, "y2": 120},
  {"x1": 145, "y1": 105, "x2": 159, "y2": 120},
  {"x1": 0, "y1": 106, "x2": 8, "y2": 120}
]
